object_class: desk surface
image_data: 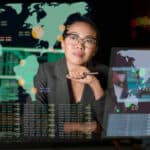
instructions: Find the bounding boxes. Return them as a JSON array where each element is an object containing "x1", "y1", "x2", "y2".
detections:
[{"x1": 0, "y1": 139, "x2": 144, "y2": 150}]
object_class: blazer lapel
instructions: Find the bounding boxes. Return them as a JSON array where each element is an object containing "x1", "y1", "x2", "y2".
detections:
[
  {"x1": 54, "y1": 58, "x2": 71, "y2": 130},
  {"x1": 54, "y1": 58, "x2": 70, "y2": 105}
]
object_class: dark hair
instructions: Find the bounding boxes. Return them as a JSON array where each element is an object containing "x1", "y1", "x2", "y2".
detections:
[
  {"x1": 53, "y1": 13, "x2": 100, "y2": 50},
  {"x1": 62, "y1": 13, "x2": 100, "y2": 46}
]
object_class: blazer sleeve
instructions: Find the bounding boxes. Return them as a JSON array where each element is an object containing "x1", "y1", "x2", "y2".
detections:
[
  {"x1": 34, "y1": 63, "x2": 48, "y2": 104},
  {"x1": 92, "y1": 64, "x2": 108, "y2": 126},
  {"x1": 93, "y1": 95, "x2": 106, "y2": 127}
]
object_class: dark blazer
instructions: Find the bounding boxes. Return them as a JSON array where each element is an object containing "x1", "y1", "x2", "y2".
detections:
[{"x1": 34, "y1": 57, "x2": 108, "y2": 137}]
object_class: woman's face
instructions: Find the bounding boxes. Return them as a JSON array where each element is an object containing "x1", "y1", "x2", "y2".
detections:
[{"x1": 61, "y1": 21, "x2": 97, "y2": 66}]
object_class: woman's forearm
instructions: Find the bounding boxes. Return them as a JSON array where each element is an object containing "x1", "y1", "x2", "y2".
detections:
[
  {"x1": 64, "y1": 121, "x2": 98, "y2": 133},
  {"x1": 89, "y1": 77, "x2": 104, "y2": 100}
]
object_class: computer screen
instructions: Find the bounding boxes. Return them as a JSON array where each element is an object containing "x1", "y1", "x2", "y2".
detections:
[{"x1": 103, "y1": 47, "x2": 150, "y2": 138}]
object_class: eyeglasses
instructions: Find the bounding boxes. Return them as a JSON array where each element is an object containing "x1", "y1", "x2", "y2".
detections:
[{"x1": 64, "y1": 33, "x2": 97, "y2": 48}]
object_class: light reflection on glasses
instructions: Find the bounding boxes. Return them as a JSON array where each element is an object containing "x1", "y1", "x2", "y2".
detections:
[{"x1": 64, "y1": 33, "x2": 97, "y2": 48}]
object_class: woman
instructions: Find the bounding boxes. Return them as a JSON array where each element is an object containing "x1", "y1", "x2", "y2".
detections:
[{"x1": 34, "y1": 14, "x2": 108, "y2": 139}]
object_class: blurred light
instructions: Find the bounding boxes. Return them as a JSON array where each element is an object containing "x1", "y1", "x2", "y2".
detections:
[
  {"x1": 31, "y1": 87, "x2": 37, "y2": 94},
  {"x1": 131, "y1": 30, "x2": 137, "y2": 40},
  {"x1": 20, "y1": 60, "x2": 25, "y2": 66},
  {"x1": 130, "y1": 19, "x2": 137, "y2": 28},
  {"x1": 32, "y1": 25, "x2": 44, "y2": 39},
  {"x1": 57, "y1": 35, "x2": 63, "y2": 42},
  {"x1": 18, "y1": 78, "x2": 25, "y2": 86},
  {"x1": 59, "y1": 24, "x2": 65, "y2": 32}
]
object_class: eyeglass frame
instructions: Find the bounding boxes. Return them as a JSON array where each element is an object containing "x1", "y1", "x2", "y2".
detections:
[{"x1": 63, "y1": 32, "x2": 97, "y2": 48}]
